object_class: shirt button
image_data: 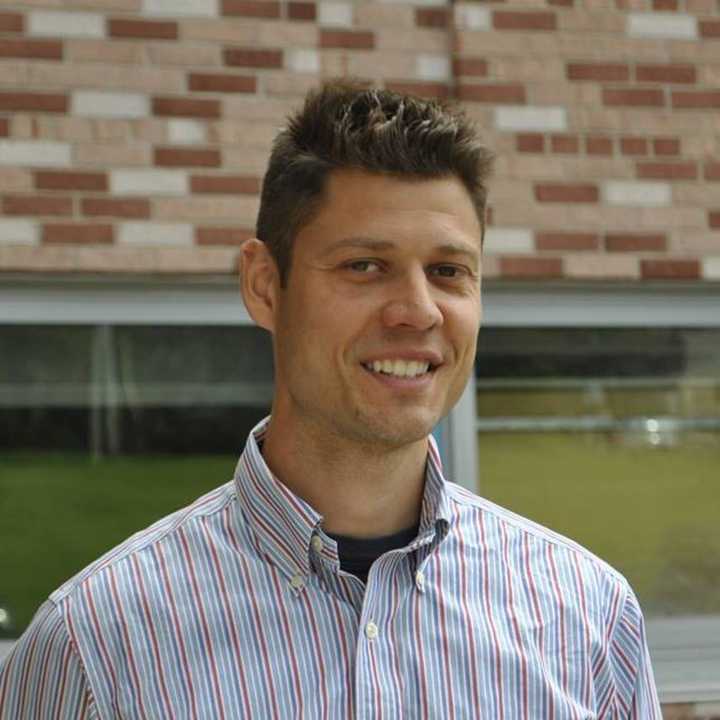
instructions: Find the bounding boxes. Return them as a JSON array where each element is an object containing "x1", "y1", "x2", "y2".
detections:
[
  {"x1": 290, "y1": 574, "x2": 305, "y2": 590},
  {"x1": 415, "y1": 571, "x2": 425, "y2": 591},
  {"x1": 311, "y1": 535, "x2": 323, "y2": 553},
  {"x1": 365, "y1": 621, "x2": 379, "y2": 640}
]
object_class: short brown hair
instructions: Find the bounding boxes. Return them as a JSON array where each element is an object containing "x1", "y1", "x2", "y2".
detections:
[{"x1": 256, "y1": 81, "x2": 494, "y2": 285}]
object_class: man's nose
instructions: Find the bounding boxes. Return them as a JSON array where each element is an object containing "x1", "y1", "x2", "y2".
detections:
[{"x1": 380, "y1": 270, "x2": 444, "y2": 331}]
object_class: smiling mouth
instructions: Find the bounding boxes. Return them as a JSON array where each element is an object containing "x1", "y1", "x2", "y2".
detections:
[{"x1": 361, "y1": 359, "x2": 438, "y2": 379}]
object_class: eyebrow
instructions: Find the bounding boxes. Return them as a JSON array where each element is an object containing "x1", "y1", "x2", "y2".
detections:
[{"x1": 320, "y1": 236, "x2": 480, "y2": 263}]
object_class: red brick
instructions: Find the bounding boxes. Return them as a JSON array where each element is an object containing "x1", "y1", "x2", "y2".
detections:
[
  {"x1": 0, "y1": 118, "x2": 8, "y2": 138},
  {"x1": 191, "y1": 175, "x2": 260, "y2": 194},
  {"x1": 453, "y1": 58, "x2": 488, "y2": 78},
  {"x1": 196, "y1": 227, "x2": 254, "y2": 245},
  {"x1": 548, "y1": 0, "x2": 573, "y2": 6},
  {"x1": 517, "y1": 133, "x2": 544, "y2": 153},
  {"x1": 223, "y1": 48, "x2": 283, "y2": 68},
  {"x1": 287, "y1": 1, "x2": 316, "y2": 20},
  {"x1": 415, "y1": 8, "x2": 448, "y2": 27},
  {"x1": 43, "y1": 223, "x2": 114, "y2": 245},
  {"x1": 108, "y1": 18, "x2": 178, "y2": 40},
  {"x1": 3, "y1": 195, "x2": 73, "y2": 216},
  {"x1": 586, "y1": 136, "x2": 613, "y2": 155},
  {"x1": 636, "y1": 64, "x2": 696, "y2": 84},
  {"x1": 154, "y1": 147, "x2": 221, "y2": 168},
  {"x1": 0, "y1": 12, "x2": 23, "y2": 32},
  {"x1": 493, "y1": 11, "x2": 556, "y2": 30},
  {"x1": 641, "y1": 259, "x2": 700, "y2": 280},
  {"x1": 620, "y1": 137, "x2": 648, "y2": 155},
  {"x1": 188, "y1": 73, "x2": 257, "y2": 93},
  {"x1": 653, "y1": 0, "x2": 677, "y2": 8},
  {"x1": 320, "y1": 30, "x2": 374, "y2": 49},
  {"x1": 636, "y1": 162, "x2": 697, "y2": 180},
  {"x1": 0, "y1": 92, "x2": 67, "y2": 113},
  {"x1": 709, "y1": 211, "x2": 720, "y2": 228},
  {"x1": 34, "y1": 171, "x2": 107, "y2": 192},
  {"x1": 550, "y1": 134, "x2": 579, "y2": 153},
  {"x1": 536, "y1": 232, "x2": 598, "y2": 251},
  {"x1": 221, "y1": 0, "x2": 280, "y2": 17},
  {"x1": 603, "y1": 88, "x2": 664, "y2": 107},
  {"x1": 567, "y1": 63, "x2": 629, "y2": 82},
  {"x1": 535, "y1": 184, "x2": 598, "y2": 203},
  {"x1": 385, "y1": 81, "x2": 450, "y2": 100},
  {"x1": 81, "y1": 198, "x2": 150, "y2": 218},
  {"x1": 699, "y1": 20, "x2": 720, "y2": 38},
  {"x1": 0, "y1": 39, "x2": 62, "y2": 60},
  {"x1": 605, "y1": 233, "x2": 667, "y2": 252},
  {"x1": 653, "y1": 137, "x2": 680, "y2": 156},
  {"x1": 704, "y1": 163, "x2": 720, "y2": 180},
  {"x1": 152, "y1": 97, "x2": 221, "y2": 118},
  {"x1": 672, "y1": 91, "x2": 720, "y2": 109},
  {"x1": 457, "y1": 83, "x2": 525, "y2": 104},
  {"x1": 500, "y1": 257, "x2": 563, "y2": 278}
]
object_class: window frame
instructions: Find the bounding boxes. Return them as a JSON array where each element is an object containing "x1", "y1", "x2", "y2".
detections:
[{"x1": 2, "y1": 275, "x2": 719, "y2": 702}]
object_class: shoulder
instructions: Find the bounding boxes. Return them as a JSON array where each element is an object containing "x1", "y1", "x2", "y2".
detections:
[
  {"x1": 50, "y1": 480, "x2": 239, "y2": 609},
  {"x1": 444, "y1": 481, "x2": 632, "y2": 607}
]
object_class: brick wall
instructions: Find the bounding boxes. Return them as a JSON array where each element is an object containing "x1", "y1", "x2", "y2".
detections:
[{"x1": 0, "y1": 0, "x2": 718, "y2": 282}]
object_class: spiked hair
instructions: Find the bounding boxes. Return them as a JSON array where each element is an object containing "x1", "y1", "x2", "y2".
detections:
[{"x1": 255, "y1": 81, "x2": 494, "y2": 285}]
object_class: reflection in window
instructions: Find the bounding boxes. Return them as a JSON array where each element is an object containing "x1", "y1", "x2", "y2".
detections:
[
  {"x1": 475, "y1": 328, "x2": 720, "y2": 617},
  {"x1": 0, "y1": 324, "x2": 274, "y2": 634}
]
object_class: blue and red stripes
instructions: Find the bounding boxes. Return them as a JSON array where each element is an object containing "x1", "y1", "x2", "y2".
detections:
[{"x1": 1, "y1": 417, "x2": 661, "y2": 719}]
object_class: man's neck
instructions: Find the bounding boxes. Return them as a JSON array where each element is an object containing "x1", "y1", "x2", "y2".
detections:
[{"x1": 260, "y1": 417, "x2": 427, "y2": 538}]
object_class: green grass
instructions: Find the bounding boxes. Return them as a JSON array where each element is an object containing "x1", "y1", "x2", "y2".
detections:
[
  {"x1": 0, "y1": 454, "x2": 235, "y2": 634},
  {"x1": 478, "y1": 432, "x2": 720, "y2": 615},
  {"x1": 2, "y1": 436, "x2": 719, "y2": 635}
]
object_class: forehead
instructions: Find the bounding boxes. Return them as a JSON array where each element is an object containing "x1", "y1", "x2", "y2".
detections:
[{"x1": 296, "y1": 169, "x2": 482, "y2": 250}]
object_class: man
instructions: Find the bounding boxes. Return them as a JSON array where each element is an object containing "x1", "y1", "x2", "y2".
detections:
[{"x1": 1, "y1": 82, "x2": 660, "y2": 718}]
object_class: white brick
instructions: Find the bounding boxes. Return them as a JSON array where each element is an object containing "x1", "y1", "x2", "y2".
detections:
[
  {"x1": 416, "y1": 55, "x2": 450, "y2": 82},
  {"x1": 117, "y1": 222, "x2": 194, "y2": 246},
  {"x1": 604, "y1": 181, "x2": 671, "y2": 207},
  {"x1": 627, "y1": 13, "x2": 697, "y2": 39},
  {"x1": 111, "y1": 170, "x2": 188, "y2": 196},
  {"x1": 72, "y1": 92, "x2": 150, "y2": 119},
  {"x1": 0, "y1": 141, "x2": 71, "y2": 167},
  {"x1": 28, "y1": 11, "x2": 104, "y2": 38},
  {"x1": 0, "y1": 220, "x2": 39, "y2": 246},
  {"x1": 495, "y1": 107, "x2": 567, "y2": 132},
  {"x1": 454, "y1": 4, "x2": 490, "y2": 30},
  {"x1": 701, "y1": 257, "x2": 720, "y2": 280},
  {"x1": 318, "y1": 2, "x2": 353, "y2": 26},
  {"x1": 167, "y1": 119, "x2": 207, "y2": 145},
  {"x1": 287, "y1": 49, "x2": 320, "y2": 74},
  {"x1": 483, "y1": 228, "x2": 534, "y2": 255},
  {"x1": 143, "y1": 0, "x2": 219, "y2": 16}
]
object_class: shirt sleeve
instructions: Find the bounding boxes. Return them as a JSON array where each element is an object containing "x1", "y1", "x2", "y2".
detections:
[
  {"x1": 0, "y1": 601, "x2": 97, "y2": 719},
  {"x1": 609, "y1": 586, "x2": 663, "y2": 719}
]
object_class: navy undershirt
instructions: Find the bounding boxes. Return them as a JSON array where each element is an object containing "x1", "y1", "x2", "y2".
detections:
[{"x1": 327, "y1": 524, "x2": 419, "y2": 584}]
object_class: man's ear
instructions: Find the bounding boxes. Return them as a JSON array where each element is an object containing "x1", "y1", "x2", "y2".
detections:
[{"x1": 239, "y1": 239, "x2": 279, "y2": 333}]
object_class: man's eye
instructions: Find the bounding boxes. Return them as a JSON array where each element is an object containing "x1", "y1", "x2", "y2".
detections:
[
  {"x1": 347, "y1": 260, "x2": 380, "y2": 273},
  {"x1": 430, "y1": 265, "x2": 464, "y2": 278}
]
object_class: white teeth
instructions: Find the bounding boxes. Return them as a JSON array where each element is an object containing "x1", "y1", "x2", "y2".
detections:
[{"x1": 367, "y1": 360, "x2": 431, "y2": 378}]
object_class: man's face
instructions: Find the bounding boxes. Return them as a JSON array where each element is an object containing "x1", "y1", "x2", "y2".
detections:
[{"x1": 269, "y1": 169, "x2": 483, "y2": 449}]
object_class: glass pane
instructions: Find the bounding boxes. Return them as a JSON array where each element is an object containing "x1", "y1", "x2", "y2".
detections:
[
  {"x1": 0, "y1": 323, "x2": 274, "y2": 635},
  {"x1": 475, "y1": 327, "x2": 720, "y2": 618}
]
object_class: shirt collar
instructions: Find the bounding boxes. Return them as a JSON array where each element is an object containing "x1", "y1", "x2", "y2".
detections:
[{"x1": 234, "y1": 416, "x2": 453, "y2": 580}]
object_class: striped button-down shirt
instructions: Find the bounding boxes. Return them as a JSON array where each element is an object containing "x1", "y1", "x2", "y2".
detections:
[{"x1": 1, "y1": 417, "x2": 661, "y2": 719}]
